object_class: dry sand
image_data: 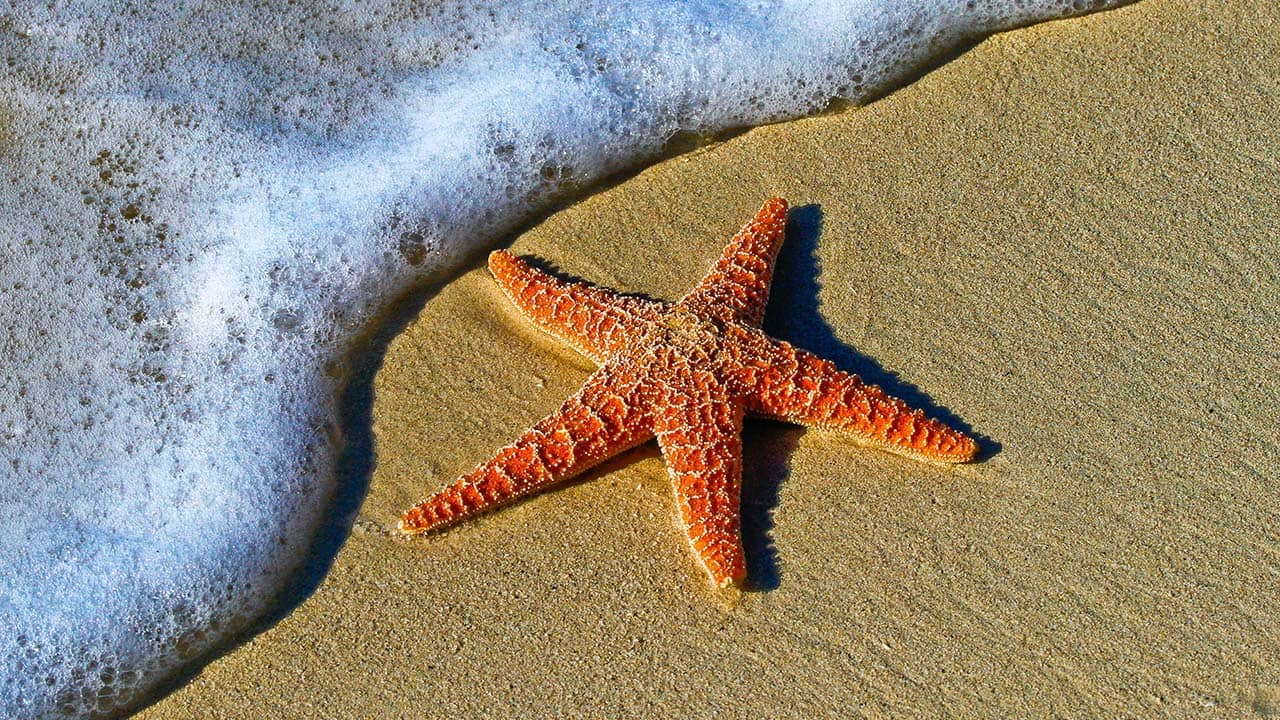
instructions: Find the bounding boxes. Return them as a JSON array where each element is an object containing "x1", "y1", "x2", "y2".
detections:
[{"x1": 141, "y1": 0, "x2": 1280, "y2": 716}]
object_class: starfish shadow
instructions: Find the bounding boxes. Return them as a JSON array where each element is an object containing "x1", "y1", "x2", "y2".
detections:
[
  {"x1": 763, "y1": 204, "x2": 997, "y2": 456},
  {"x1": 740, "y1": 421, "x2": 798, "y2": 591},
  {"x1": 519, "y1": 255, "x2": 667, "y2": 306},
  {"x1": 731, "y1": 204, "x2": 998, "y2": 594}
]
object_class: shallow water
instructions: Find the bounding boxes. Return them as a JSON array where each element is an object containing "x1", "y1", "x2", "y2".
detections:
[{"x1": 0, "y1": 0, "x2": 1123, "y2": 716}]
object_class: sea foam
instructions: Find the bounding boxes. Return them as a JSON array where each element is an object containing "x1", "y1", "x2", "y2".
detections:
[{"x1": 0, "y1": 0, "x2": 1121, "y2": 716}]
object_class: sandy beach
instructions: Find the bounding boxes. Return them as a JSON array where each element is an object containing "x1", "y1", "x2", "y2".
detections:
[{"x1": 140, "y1": 0, "x2": 1280, "y2": 716}]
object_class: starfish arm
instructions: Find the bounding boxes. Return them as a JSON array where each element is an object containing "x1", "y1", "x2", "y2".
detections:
[
  {"x1": 400, "y1": 361, "x2": 655, "y2": 534},
  {"x1": 733, "y1": 332, "x2": 979, "y2": 463},
  {"x1": 489, "y1": 250, "x2": 667, "y2": 363},
  {"x1": 653, "y1": 373, "x2": 747, "y2": 589},
  {"x1": 677, "y1": 197, "x2": 789, "y2": 327}
]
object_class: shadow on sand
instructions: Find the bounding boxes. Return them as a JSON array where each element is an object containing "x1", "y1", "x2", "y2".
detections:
[{"x1": 743, "y1": 203, "x2": 996, "y2": 590}]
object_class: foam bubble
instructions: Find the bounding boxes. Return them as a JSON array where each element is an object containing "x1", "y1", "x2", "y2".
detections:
[{"x1": 0, "y1": 0, "x2": 1122, "y2": 715}]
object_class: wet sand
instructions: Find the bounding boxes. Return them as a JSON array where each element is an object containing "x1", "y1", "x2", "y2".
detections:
[{"x1": 141, "y1": 0, "x2": 1280, "y2": 716}]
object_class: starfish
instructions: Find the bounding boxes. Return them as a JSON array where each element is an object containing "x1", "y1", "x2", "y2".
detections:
[{"x1": 400, "y1": 197, "x2": 977, "y2": 588}]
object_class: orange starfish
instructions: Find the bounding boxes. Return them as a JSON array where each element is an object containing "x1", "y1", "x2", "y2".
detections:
[{"x1": 400, "y1": 197, "x2": 977, "y2": 588}]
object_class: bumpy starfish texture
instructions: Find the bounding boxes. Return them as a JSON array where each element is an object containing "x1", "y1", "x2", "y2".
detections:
[{"x1": 400, "y1": 197, "x2": 978, "y2": 588}]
